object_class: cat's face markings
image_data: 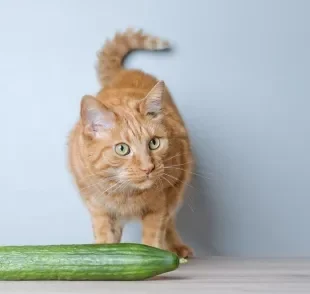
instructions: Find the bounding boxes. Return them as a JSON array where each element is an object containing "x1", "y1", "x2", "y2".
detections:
[
  {"x1": 84, "y1": 81, "x2": 169, "y2": 191},
  {"x1": 112, "y1": 117, "x2": 168, "y2": 190},
  {"x1": 88, "y1": 113, "x2": 168, "y2": 191}
]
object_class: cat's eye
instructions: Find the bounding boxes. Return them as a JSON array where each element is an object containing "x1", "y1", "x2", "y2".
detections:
[
  {"x1": 149, "y1": 137, "x2": 160, "y2": 150},
  {"x1": 115, "y1": 143, "x2": 130, "y2": 156}
]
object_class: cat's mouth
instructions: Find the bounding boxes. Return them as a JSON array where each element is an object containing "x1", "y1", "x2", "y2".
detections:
[
  {"x1": 135, "y1": 179, "x2": 154, "y2": 190},
  {"x1": 130, "y1": 173, "x2": 159, "y2": 190},
  {"x1": 127, "y1": 169, "x2": 163, "y2": 191}
]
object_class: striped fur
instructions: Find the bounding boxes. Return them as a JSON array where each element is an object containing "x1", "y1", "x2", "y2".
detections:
[
  {"x1": 68, "y1": 29, "x2": 193, "y2": 258},
  {"x1": 96, "y1": 28, "x2": 170, "y2": 86}
]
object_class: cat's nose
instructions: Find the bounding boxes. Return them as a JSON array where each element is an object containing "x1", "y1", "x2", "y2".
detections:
[{"x1": 141, "y1": 164, "x2": 155, "y2": 175}]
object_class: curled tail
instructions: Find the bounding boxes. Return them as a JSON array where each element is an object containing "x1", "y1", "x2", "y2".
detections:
[{"x1": 96, "y1": 28, "x2": 170, "y2": 86}]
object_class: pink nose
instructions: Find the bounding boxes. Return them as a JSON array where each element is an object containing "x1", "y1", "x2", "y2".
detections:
[{"x1": 141, "y1": 164, "x2": 155, "y2": 175}]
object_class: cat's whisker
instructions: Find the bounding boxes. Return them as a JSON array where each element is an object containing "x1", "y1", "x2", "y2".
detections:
[
  {"x1": 163, "y1": 167, "x2": 212, "y2": 180},
  {"x1": 163, "y1": 161, "x2": 194, "y2": 168},
  {"x1": 109, "y1": 184, "x2": 123, "y2": 196},
  {"x1": 163, "y1": 173, "x2": 195, "y2": 190},
  {"x1": 80, "y1": 175, "x2": 120, "y2": 192},
  {"x1": 160, "y1": 176, "x2": 176, "y2": 191},
  {"x1": 164, "y1": 164, "x2": 213, "y2": 175},
  {"x1": 115, "y1": 180, "x2": 130, "y2": 195},
  {"x1": 163, "y1": 152, "x2": 190, "y2": 163},
  {"x1": 80, "y1": 182, "x2": 100, "y2": 192},
  {"x1": 98, "y1": 175, "x2": 120, "y2": 184},
  {"x1": 187, "y1": 201, "x2": 195, "y2": 212},
  {"x1": 160, "y1": 175, "x2": 195, "y2": 212},
  {"x1": 118, "y1": 182, "x2": 128, "y2": 195},
  {"x1": 95, "y1": 181, "x2": 121, "y2": 199},
  {"x1": 121, "y1": 181, "x2": 133, "y2": 196},
  {"x1": 107, "y1": 182, "x2": 121, "y2": 195},
  {"x1": 163, "y1": 152, "x2": 182, "y2": 162},
  {"x1": 107, "y1": 172, "x2": 131, "y2": 196},
  {"x1": 162, "y1": 172, "x2": 196, "y2": 208}
]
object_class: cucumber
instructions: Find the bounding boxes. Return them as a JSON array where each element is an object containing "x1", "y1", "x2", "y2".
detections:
[{"x1": 0, "y1": 243, "x2": 184, "y2": 281}]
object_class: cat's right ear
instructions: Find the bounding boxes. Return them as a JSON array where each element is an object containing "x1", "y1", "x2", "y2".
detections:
[
  {"x1": 80, "y1": 95, "x2": 115, "y2": 138},
  {"x1": 139, "y1": 81, "x2": 165, "y2": 119}
]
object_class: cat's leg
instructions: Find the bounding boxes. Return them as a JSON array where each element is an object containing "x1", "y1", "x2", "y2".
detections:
[
  {"x1": 142, "y1": 211, "x2": 168, "y2": 249},
  {"x1": 165, "y1": 217, "x2": 194, "y2": 258},
  {"x1": 91, "y1": 213, "x2": 123, "y2": 243}
]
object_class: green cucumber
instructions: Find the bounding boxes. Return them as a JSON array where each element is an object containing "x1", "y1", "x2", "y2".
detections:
[{"x1": 0, "y1": 243, "x2": 183, "y2": 281}]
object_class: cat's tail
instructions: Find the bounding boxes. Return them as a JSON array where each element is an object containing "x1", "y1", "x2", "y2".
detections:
[{"x1": 96, "y1": 28, "x2": 170, "y2": 86}]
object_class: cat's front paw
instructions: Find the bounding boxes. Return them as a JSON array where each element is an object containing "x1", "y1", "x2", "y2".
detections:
[{"x1": 169, "y1": 244, "x2": 194, "y2": 258}]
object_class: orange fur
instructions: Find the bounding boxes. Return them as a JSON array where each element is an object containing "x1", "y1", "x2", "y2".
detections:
[{"x1": 68, "y1": 29, "x2": 193, "y2": 257}]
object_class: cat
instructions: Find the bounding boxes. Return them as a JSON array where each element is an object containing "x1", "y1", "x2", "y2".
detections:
[{"x1": 68, "y1": 29, "x2": 194, "y2": 258}]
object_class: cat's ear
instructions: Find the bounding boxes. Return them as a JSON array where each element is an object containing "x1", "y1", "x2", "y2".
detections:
[
  {"x1": 139, "y1": 80, "x2": 165, "y2": 118},
  {"x1": 80, "y1": 95, "x2": 115, "y2": 138}
]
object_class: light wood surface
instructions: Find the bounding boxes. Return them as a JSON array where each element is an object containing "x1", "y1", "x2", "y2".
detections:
[{"x1": 0, "y1": 258, "x2": 309, "y2": 293}]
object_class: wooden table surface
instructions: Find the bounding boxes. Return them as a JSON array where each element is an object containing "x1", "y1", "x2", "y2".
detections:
[{"x1": 0, "y1": 258, "x2": 309, "y2": 293}]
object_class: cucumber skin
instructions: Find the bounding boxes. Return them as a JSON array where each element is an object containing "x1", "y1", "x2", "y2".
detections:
[{"x1": 0, "y1": 243, "x2": 179, "y2": 281}]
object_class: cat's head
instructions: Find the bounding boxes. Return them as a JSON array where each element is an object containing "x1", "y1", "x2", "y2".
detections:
[{"x1": 80, "y1": 81, "x2": 169, "y2": 191}]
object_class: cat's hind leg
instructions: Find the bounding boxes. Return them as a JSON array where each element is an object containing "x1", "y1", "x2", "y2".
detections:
[{"x1": 165, "y1": 218, "x2": 194, "y2": 258}]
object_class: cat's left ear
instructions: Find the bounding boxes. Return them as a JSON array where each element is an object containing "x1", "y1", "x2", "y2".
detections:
[
  {"x1": 80, "y1": 95, "x2": 115, "y2": 138},
  {"x1": 139, "y1": 80, "x2": 165, "y2": 118}
]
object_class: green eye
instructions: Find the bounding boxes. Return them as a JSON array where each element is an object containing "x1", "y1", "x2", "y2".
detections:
[
  {"x1": 149, "y1": 137, "x2": 160, "y2": 150},
  {"x1": 115, "y1": 143, "x2": 130, "y2": 156}
]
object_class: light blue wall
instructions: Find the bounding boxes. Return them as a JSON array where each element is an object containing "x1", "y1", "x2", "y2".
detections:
[{"x1": 0, "y1": 0, "x2": 309, "y2": 257}]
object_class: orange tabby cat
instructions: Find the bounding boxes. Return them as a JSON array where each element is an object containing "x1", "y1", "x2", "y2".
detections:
[{"x1": 68, "y1": 29, "x2": 193, "y2": 257}]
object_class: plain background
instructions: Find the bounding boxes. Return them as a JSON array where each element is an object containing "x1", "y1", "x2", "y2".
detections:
[{"x1": 0, "y1": 0, "x2": 309, "y2": 257}]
